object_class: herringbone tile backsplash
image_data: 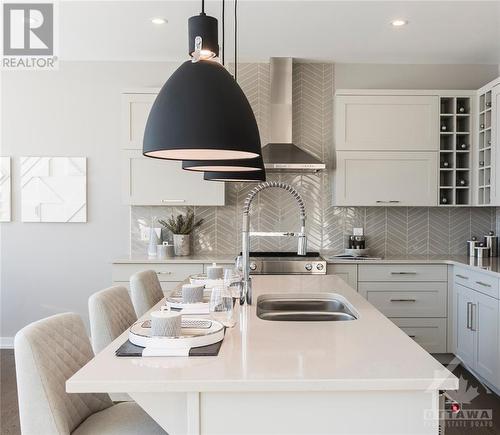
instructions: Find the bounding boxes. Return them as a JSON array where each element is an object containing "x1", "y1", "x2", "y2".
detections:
[{"x1": 131, "y1": 62, "x2": 497, "y2": 258}]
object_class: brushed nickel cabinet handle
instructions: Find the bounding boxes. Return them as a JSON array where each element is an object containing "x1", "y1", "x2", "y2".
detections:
[
  {"x1": 161, "y1": 199, "x2": 186, "y2": 203},
  {"x1": 156, "y1": 271, "x2": 172, "y2": 275},
  {"x1": 476, "y1": 281, "x2": 491, "y2": 288},
  {"x1": 390, "y1": 272, "x2": 417, "y2": 275},
  {"x1": 390, "y1": 299, "x2": 417, "y2": 302},
  {"x1": 470, "y1": 303, "x2": 477, "y2": 331},
  {"x1": 466, "y1": 302, "x2": 472, "y2": 329},
  {"x1": 376, "y1": 200, "x2": 401, "y2": 204},
  {"x1": 455, "y1": 274, "x2": 469, "y2": 280},
  {"x1": 408, "y1": 335, "x2": 416, "y2": 338}
]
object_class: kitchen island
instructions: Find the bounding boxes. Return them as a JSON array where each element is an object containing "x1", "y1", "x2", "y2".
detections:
[{"x1": 67, "y1": 275, "x2": 457, "y2": 435}]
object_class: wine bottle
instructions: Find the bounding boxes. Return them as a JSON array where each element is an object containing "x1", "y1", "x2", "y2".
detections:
[
  {"x1": 441, "y1": 161, "x2": 450, "y2": 168},
  {"x1": 441, "y1": 197, "x2": 448, "y2": 204},
  {"x1": 458, "y1": 106, "x2": 465, "y2": 113},
  {"x1": 458, "y1": 179, "x2": 467, "y2": 186},
  {"x1": 459, "y1": 143, "x2": 468, "y2": 150},
  {"x1": 441, "y1": 124, "x2": 447, "y2": 131},
  {"x1": 480, "y1": 123, "x2": 485, "y2": 129}
]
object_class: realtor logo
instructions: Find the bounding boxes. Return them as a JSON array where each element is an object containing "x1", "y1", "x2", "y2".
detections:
[{"x1": 2, "y1": 2, "x2": 58, "y2": 69}]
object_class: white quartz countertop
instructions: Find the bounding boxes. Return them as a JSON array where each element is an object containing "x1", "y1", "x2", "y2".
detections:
[{"x1": 67, "y1": 275, "x2": 457, "y2": 394}]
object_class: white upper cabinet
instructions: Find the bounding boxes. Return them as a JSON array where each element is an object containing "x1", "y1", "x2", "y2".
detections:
[
  {"x1": 122, "y1": 151, "x2": 225, "y2": 206},
  {"x1": 335, "y1": 95, "x2": 439, "y2": 151},
  {"x1": 335, "y1": 151, "x2": 438, "y2": 206},
  {"x1": 121, "y1": 92, "x2": 225, "y2": 206},
  {"x1": 121, "y1": 92, "x2": 157, "y2": 150}
]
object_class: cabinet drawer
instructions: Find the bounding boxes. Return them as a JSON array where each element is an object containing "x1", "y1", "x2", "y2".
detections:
[
  {"x1": 358, "y1": 264, "x2": 447, "y2": 282},
  {"x1": 454, "y1": 267, "x2": 499, "y2": 299},
  {"x1": 390, "y1": 318, "x2": 447, "y2": 353},
  {"x1": 112, "y1": 264, "x2": 203, "y2": 282},
  {"x1": 359, "y1": 282, "x2": 447, "y2": 317},
  {"x1": 113, "y1": 280, "x2": 180, "y2": 295}
]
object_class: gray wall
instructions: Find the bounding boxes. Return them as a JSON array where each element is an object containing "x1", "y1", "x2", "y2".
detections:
[
  {"x1": 0, "y1": 61, "x2": 177, "y2": 340},
  {"x1": 335, "y1": 63, "x2": 499, "y2": 90}
]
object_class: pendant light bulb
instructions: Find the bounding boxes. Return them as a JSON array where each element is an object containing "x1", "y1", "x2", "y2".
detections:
[{"x1": 188, "y1": 12, "x2": 219, "y2": 60}]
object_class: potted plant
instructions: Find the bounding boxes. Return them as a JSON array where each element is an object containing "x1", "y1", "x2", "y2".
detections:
[{"x1": 158, "y1": 211, "x2": 203, "y2": 256}]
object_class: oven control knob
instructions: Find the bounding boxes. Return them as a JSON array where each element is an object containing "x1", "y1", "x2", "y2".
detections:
[
  {"x1": 249, "y1": 262, "x2": 257, "y2": 271},
  {"x1": 305, "y1": 263, "x2": 313, "y2": 271},
  {"x1": 316, "y1": 263, "x2": 324, "y2": 271}
]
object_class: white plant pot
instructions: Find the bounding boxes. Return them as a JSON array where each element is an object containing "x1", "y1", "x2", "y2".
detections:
[{"x1": 173, "y1": 234, "x2": 191, "y2": 256}]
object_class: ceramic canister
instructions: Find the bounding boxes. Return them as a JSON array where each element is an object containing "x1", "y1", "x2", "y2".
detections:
[
  {"x1": 150, "y1": 311, "x2": 182, "y2": 337},
  {"x1": 182, "y1": 284, "x2": 205, "y2": 303}
]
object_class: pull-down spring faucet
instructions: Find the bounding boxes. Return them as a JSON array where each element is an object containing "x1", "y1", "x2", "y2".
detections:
[{"x1": 241, "y1": 181, "x2": 307, "y2": 305}]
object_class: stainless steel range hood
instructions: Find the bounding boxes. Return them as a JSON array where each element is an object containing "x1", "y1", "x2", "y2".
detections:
[{"x1": 262, "y1": 58, "x2": 326, "y2": 172}]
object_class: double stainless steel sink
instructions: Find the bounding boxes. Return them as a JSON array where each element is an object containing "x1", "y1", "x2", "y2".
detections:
[{"x1": 256, "y1": 293, "x2": 357, "y2": 322}]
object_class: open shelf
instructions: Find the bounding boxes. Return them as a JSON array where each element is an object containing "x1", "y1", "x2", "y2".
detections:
[
  {"x1": 456, "y1": 97, "x2": 471, "y2": 114},
  {"x1": 439, "y1": 96, "x2": 472, "y2": 206}
]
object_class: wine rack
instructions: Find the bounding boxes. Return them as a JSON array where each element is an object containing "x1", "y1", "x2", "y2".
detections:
[
  {"x1": 439, "y1": 96, "x2": 472, "y2": 206},
  {"x1": 478, "y1": 89, "x2": 493, "y2": 204}
]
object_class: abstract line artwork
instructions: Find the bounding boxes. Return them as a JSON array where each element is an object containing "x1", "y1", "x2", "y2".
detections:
[
  {"x1": 0, "y1": 157, "x2": 11, "y2": 222},
  {"x1": 21, "y1": 157, "x2": 87, "y2": 223}
]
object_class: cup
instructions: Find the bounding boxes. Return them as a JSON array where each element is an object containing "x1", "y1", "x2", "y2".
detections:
[
  {"x1": 182, "y1": 284, "x2": 204, "y2": 303},
  {"x1": 150, "y1": 311, "x2": 182, "y2": 337},
  {"x1": 162, "y1": 242, "x2": 175, "y2": 258},
  {"x1": 206, "y1": 264, "x2": 224, "y2": 279}
]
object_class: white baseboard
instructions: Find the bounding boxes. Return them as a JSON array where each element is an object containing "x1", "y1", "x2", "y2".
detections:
[{"x1": 0, "y1": 337, "x2": 14, "y2": 349}]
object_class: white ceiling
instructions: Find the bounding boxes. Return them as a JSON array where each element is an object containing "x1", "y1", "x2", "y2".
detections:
[{"x1": 60, "y1": 1, "x2": 500, "y2": 64}]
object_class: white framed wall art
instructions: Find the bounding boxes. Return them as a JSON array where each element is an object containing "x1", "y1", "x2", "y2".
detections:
[{"x1": 21, "y1": 157, "x2": 87, "y2": 222}]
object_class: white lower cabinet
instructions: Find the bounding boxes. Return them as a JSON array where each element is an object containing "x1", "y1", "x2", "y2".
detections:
[
  {"x1": 455, "y1": 284, "x2": 476, "y2": 368},
  {"x1": 358, "y1": 263, "x2": 448, "y2": 353},
  {"x1": 454, "y1": 270, "x2": 500, "y2": 390},
  {"x1": 326, "y1": 264, "x2": 357, "y2": 290},
  {"x1": 112, "y1": 263, "x2": 204, "y2": 296}
]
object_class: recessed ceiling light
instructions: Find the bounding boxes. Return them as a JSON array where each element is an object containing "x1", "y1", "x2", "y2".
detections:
[
  {"x1": 391, "y1": 19, "x2": 408, "y2": 27},
  {"x1": 151, "y1": 17, "x2": 167, "y2": 25}
]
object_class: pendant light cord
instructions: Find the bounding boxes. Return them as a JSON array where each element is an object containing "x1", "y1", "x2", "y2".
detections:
[
  {"x1": 234, "y1": 0, "x2": 238, "y2": 82},
  {"x1": 201, "y1": 0, "x2": 205, "y2": 14},
  {"x1": 222, "y1": 0, "x2": 225, "y2": 65}
]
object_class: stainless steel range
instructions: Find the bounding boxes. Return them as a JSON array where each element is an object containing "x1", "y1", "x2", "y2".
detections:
[{"x1": 247, "y1": 252, "x2": 326, "y2": 275}]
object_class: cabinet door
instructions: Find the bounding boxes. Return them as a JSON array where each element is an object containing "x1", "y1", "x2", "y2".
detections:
[
  {"x1": 455, "y1": 284, "x2": 476, "y2": 368},
  {"x1": 334, "y1": 151, "x2": 438, "y2": 206},
  {"x1": 335, "y1": 95, "x2": 439, "y2": 151},
  {"x1": 326, "y1": 264, "x2": 357, "y2": 290},
  {"x1": 122, "y1": 151, "x2": 224, "y2": 206},
  {"x1": 493, "y1": 84, "x2": 500, "y2": 205},
  {"x1": 474, "y1": 291, "x2": 499, "y2": 387},
  {"x1": 121, "y1": 93, "x2": 157, "y2": 150}
]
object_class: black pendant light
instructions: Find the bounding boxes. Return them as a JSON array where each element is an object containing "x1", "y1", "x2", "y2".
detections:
[
  {"x1": 182, "y1": 154, "x2": 264, "y2": 172},
  {"x1": 143, "y1": 0, "x2": 261, "y2": 161},
  {"x1": 204, "y1": 169, "x2": 266, "y2": 182}
]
